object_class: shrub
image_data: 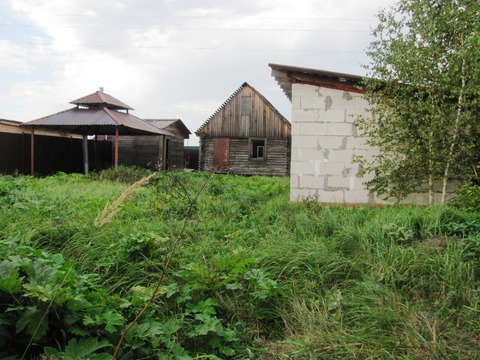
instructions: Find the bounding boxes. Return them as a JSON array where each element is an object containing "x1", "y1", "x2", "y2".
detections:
[
  {"x1": 89, "y1": 165, "x2": 152, "y2": 183},
  {"x1": 453, "y1": 182, "x2": 480, "y2": 212}
]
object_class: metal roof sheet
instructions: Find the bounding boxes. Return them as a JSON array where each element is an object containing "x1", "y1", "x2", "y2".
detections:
[
  {"x1": 23, "y1": 108, "x2": 172, "y2": 136},
  {"x1": 269, "y1": 63, "x2": 364, "y2": 101},
  {"x1": 70, "y1": 91, "x2": 134, "y2": 110},
  {"x1": 145, "y1": 119, "x2": 192, "y2": 138}
]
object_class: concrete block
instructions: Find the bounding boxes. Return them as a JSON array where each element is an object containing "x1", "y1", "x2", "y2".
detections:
[
  {"x1": 354, "y1": 96, "x2": 371, "y2": 110},
  {"x1": 301, "y1": 148, "x2": 327, "y2": 162},
  {"x1": 344, "y1": 189, "x2": 373, "y2": 204},
  {"x1": 292, "y1": 148, "x2": 302, "y2": 161},
  {"x1": 290, "y1": 175, "x2": 299, "y2": 189},
  {"x1": 328, "y1": 150, "x2": 355, "y2": 163},
  {"x1": 293, "y1": 83, "x2": 319, "y2": 97},
  {"x1": 317, "y1": 135, "x2": 346, "y2": 150},
  {"x1": 293, "y1": 108, "x2": 319, "y2": 123},
  {"x1": 328, "y1": 95, "x2": 356, "y2": 110},
  {"x1": 291, "y1": 161, "x2": 318, "y2": 176},
  {"x1": 290, "y1": 188, "x2": 319, "y2": 202},
  {"x1": 301, "y1": 96, "x2": 323, "y2": 110},
  {"x1": 321, "y1": 162, "x2": 346, "y2": 176},
  {"x1": 301, "y1": 122, "x2": 327, "y2": 136},
  {"x1": 292, "y1": 95, "x2": 301, "y2": 110},
  {"x1": 327, "y1": 123, "x2": 354, "y2": 136},
  {"x1": 357, "y1": 148, "x2": 380, "y2": 163},
  {"x1": 292, "y1": 135, "x2": 319, "y2": 149},
  {"x1": 317, "y1": 189, "x2": 345, "y2": 203},
  {"x1": 344, "y1": 136, "x2": 369, "y2": 150},
  {"x1": 326, "y1": 175, "x2": 351, "y2": 190},
  {"x1": 291, "y1": 122, "x2": 302, "y2": 136},
  {"x1": 317, "y1": 87, "x2": 342, "y2": 97},
  {"x1": 299, "y1": 175, "x2": 324, "y2": 189},
  {"x1": 319, "y1": 109, "x2": 346, "y2": 123}
]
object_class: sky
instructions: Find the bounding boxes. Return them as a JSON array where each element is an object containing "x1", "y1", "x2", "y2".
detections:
[{"x1": 0, "y1": 0, "x2": 397, "y2": 145}]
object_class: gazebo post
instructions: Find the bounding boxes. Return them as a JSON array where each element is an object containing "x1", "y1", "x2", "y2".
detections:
[
  {"x1": 30, "y1": 127, "x2": 35, "y2": 176},
  {"x1": 114, "y1": 127, "x2": 119, "y2": 170},
  {"x1": 162, "y1": 135, "x2": 167, "y2": 170},
  {"x1": 82, "y1": 135, "x2": 89, "y2": 175}
]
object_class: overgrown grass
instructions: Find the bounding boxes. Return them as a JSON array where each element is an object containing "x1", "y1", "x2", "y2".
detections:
[{"x1": 0, "y1": 170, "x2": 479, "y2": 359}]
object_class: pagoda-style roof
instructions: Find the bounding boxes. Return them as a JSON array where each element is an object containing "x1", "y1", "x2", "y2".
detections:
[
  {"x1": 22, "y1": 90, "x2": 168, "y2": 136},
  {"x1": 70, "y1": 90, "x2": 134, "y2": 111}
]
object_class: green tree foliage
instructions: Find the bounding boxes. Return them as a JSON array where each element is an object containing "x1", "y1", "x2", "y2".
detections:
[{"x1": 357, "y1": 0, "x2": 480, "y2": 203}]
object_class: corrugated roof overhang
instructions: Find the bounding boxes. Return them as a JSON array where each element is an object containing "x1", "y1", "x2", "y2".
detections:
[{"x1": 269, "y1": 63, "x2": 364, "y2": 101}]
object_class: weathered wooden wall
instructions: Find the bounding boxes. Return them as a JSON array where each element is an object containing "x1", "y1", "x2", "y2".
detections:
[
  {"x1": 197, "y1": 84, "x2": 290, "y2": 139},
  {"x1": 118, "y1": 135, "x2": 186, "y2": 170},
  {"x1": 118, "y1": 136, "x2": 163, "y2": 169},
  {"x1": 199, "y1": 137, "x2": 290, "y2": 176},
  {"x1": 167, "y1": 138, "x2": 185, "y2": 170},
  {"x1": 184, "y1": 146, "x2": 199, "y2": 170}
]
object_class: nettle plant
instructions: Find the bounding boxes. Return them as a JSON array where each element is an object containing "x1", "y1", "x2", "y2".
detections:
[{"x1": 0, "y1": 239, "x2": 271, "y2": 359}]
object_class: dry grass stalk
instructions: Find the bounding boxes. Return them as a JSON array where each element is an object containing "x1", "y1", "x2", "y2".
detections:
[{"x1": 94, "y1": 173, "x2": 156, "y2": 227}]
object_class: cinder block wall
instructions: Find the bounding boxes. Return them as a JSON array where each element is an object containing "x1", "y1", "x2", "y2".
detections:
[{"x1": 290, "y1": 83, "x2": 378, "y2": 203}]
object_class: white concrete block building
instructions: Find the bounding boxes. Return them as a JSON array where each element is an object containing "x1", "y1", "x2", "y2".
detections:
[{"x1": 269, "y1": 63, "x2": 380, "y2": 204}]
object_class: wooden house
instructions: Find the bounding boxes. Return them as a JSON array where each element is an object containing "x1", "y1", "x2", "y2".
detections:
[
  {"x1": 196, "y1": 82, "x2": 291, "y2": 176},
  {"x1": 118, "y1": 119, "x2": 191, "y2": 170}
]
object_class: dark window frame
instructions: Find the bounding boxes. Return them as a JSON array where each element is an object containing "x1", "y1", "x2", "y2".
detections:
[{"x1": 250, "y1": 138, "x2": 267, "y2": 161}]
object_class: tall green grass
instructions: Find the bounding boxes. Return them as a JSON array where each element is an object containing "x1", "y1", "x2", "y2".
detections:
[{"x1": 0, "y1": 170, "x2": 479, "y2": 359}]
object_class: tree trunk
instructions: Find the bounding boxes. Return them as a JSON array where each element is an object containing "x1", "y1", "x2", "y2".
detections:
[{"x1": 441, "y1": 58, "x2": 466, "y2": 204}]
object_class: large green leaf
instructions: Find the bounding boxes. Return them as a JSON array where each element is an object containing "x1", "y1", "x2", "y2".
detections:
[
  {"x1": 44, "y1": 338, "x2": 112, "y2": 360},
  {"x1": 0, "y1": 261, "x2": 22, "y2": 294},
  {"x1": 15, "y1": 306, "x2": 49, "y2": 341}
]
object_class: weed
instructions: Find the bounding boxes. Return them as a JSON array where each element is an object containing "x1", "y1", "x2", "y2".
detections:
[{"x1": 0, "y1": 172, "x2": 479, "y2": 359}]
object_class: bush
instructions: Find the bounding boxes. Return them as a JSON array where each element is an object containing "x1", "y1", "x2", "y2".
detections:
[
  {"x1": 453, "y1": 182, "x2": 480, "y2": 212},
  {"x1": 89, "y1": 165, "x2": 152, "y2": 183}
]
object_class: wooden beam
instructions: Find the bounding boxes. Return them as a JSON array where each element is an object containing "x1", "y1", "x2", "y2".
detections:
[
  {"x1": 30, "y1": 127, "x2": 35, "y2": 176},
  {"x1": 115, "y1": 127, "x2": 119, "y2": 170},
  {"x1": 82, "y1": 135, "x2": 89, "y2": 175}
]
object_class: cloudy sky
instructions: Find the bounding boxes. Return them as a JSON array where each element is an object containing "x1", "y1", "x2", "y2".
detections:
[{"x1": 1, "y1": 0, "x2": 396, "y2": 145}]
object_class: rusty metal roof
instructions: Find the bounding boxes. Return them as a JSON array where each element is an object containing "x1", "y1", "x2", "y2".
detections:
[
  {"x1": 70, "y1": 91, "x2": 134, "y2": 110},
  {"x1": 23, "y1": 107, "x2": 172, "y2": 136}
]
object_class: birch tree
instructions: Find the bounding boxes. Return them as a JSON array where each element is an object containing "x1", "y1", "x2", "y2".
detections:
[{"x1": 357, "y1": 0, "x2": 480, "y2": 204}]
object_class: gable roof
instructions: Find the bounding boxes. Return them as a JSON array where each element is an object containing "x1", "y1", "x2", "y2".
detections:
[
  {"x1": 195, "y1": 82, "x2": 290, "y2": 136},
  {"x1": 269, "y1": 63, "x2": 364, "y2": 101},
  {"x1": 145, "y1": 119, "x2": 191, "y2": 139}
]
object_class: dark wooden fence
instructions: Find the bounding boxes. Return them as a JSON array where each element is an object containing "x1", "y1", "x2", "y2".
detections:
[{"x1": 0, "y1": 133, "x2": 112, "y2": 176}]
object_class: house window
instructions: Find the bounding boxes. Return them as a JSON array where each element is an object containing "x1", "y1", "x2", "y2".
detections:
[{"x1": 250, "y1": 139, "x2": 266, "y2": 160}]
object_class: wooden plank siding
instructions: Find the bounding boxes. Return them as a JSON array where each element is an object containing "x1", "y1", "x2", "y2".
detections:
[
  {"x1": 118, "y1": 136, "x2": 163, "y2": 169},
  {"x1": 199, "y1": 138, "x2": 290, "y2": 176},
  {"x1": 118, "y1": 120, "x2": 191, "y2": 171},
  {"x1": 196, "y1": 82, "x2": 291, "y2": 176},
  {"x1": 196, "y1": 83, "x2": 290, "y2": 139},
  {"x1": 0, "y1": 132, "x2": 112, "y2": 175},
  {"x1": 167, "y1": 138, "x2": 185, "y2": 170}
]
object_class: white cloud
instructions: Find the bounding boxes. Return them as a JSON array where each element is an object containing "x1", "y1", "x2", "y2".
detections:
[{"x1": 1, "y1": 0, "x2": 398, "y2": 143}]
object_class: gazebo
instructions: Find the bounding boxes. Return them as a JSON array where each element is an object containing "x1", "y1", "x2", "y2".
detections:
[{"x1": 22, "y1": 89, "x2": 173, "y2": 175}]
